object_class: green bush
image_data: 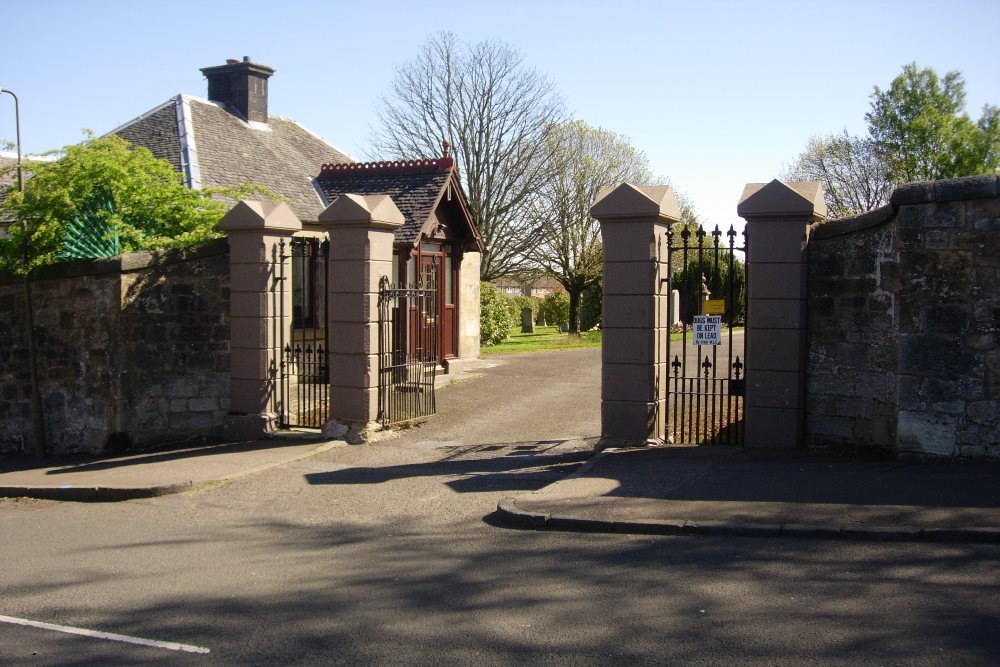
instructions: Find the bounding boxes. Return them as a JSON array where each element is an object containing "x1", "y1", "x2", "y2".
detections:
[
  {"x1": 480, "y1": 283, "x2": 518, "y2": 346},
  {"x1": 539, "y1": 291, "x2": 570, "y2": 330},
  {"x1": 580, "y1": 282, "x2": 602, "y2": 331}
]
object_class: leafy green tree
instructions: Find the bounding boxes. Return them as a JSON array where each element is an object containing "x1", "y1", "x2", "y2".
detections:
[
  {"x1": 0, "y1": 134, "x2": 274, "y2": 273},
  {"x1": 866, "y1": 63, "x2": 999, "y2": 183},
  {"x1": 784, "y1": 64, "x2": 997, "y2": 218},
  {"x1": 528, "y1": 120, "x2": 653, "y2": 334},
  {"x1": 539, "y1": 291, "x2": 569, "y2": 330}
]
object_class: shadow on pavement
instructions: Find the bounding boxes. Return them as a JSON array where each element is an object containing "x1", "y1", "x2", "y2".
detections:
[
  {"x1": 587, "y1": 446, "x2": 1000, "y2": 509},
  {"x1": 0, "y1": 436, "x2": 322, "y2": 477}
]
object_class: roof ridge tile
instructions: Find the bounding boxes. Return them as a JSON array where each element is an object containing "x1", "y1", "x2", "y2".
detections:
[{"x1": 319, "y1": 157, "x2": 453, "y2": 178}]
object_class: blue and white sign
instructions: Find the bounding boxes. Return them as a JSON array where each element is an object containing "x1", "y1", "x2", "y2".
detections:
[{"x1": 693, "y1": 315, "x2": 722, "y2": 346}]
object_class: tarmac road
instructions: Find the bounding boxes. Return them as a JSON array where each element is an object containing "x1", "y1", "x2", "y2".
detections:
[{"x1": 1, "y1": 348, "x2": 998, "y2": 666}]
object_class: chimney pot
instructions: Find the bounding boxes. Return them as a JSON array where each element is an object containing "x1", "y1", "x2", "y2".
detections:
[{"x1": 243, "y1": 56, "x2": 251, "y2": 63}]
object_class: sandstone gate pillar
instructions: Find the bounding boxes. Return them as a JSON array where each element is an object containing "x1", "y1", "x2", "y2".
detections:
[
  {"x1": 219, "y1": 200, "x2": 302, "y2": 439},
  {"x1": 737, "y1": 180, "x2": 826, "y2": 448},
  {"x1": 591, "y1": 184, "x2": 681, "y2": 446},
  {"x1": 318, "y1": 194, "x2": 404, "y2": 441}
]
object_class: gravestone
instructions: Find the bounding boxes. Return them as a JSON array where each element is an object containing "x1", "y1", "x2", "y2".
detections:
[{"x1": 521, "y1": 307, "x2": 535, "y2": 333}]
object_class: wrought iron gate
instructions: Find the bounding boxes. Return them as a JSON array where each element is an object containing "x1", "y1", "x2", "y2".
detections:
[
  {"x1": 665, "y1": 225, "x2": 748, "y2": 445},
  {"x1": 377, "y1": 273, "x2": 437, "y2": 426},
  {"x1": 277, "y1": 237, "x2": 330, "y2": 428}
]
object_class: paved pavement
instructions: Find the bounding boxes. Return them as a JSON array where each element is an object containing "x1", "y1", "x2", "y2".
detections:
[
  {"x1": 496, "y1": 445, "x2": 1000, "y2": 543},
  {"x1": 0, "y1": 435, "x2": 342, "y2": 501},
  {"x1": 1, "y1": 347, "x2": 998, "y2": 543}
]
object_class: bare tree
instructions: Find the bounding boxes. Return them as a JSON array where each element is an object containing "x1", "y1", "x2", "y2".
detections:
[
  {"x1": 370, "y1": 32, "x2": 565, "y2": 280},
  {"x1": 528, "y1": 120, "x2": 653, "y2": 334},
  {"x1": 783, "y1": 131, "x2": 894, "y2": 218}
]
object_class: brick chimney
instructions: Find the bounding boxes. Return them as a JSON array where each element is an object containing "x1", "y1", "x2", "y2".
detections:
[{"x1": 200, "y1": 57, "x2": 276, "y2": 123}]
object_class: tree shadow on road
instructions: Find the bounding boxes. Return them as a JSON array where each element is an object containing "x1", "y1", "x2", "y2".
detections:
[{"x1": 304, "y1": 439, "x2": 592, "y2": 494}]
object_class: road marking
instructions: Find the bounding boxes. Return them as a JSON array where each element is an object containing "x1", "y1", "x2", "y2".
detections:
[{"x1": 0, "y1": 614, "x2": 210, "y2": 654}]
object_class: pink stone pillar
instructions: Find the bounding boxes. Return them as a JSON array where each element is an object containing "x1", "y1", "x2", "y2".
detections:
[
  {"x1": 591, "y1": 184, "x2": 681, "y2": 446},
  {"x1": 218, "y1": 200, "x2": 302, "y2": 439},
  {"x1": 737, "y1": 180, "x2": 826, "y2": 448},
  {"x1": 318, "y1": 194, "x2": 404, "y2": 441}
]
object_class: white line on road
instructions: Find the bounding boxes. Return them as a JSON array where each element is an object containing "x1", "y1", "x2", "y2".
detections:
[{"x1": 0, "y1": 614, "x2": 210, "y2": 654}]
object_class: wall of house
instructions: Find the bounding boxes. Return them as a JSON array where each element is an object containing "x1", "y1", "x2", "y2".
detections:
[
  {"x1": 805, "y1": 175, "x2": 999, "y2": 457},
  {"x1": 0, "y1": 240, "x2": 230, "y2": 455},
  {"x1": 458, "y1": 251, "x2": 481, "y2": 360}
]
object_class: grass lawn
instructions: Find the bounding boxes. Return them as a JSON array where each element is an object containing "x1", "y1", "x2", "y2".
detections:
[
  {"x1": 483, "y1": 326, "x2": 601, "y2": 354},
  {"x1": 483, "y1": 325, "x2": 746, "y2": 355}
]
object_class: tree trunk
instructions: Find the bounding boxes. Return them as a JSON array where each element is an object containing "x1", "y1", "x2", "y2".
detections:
[{"x1": 567, "y1": 287, "x2": 582, "y2": 335}]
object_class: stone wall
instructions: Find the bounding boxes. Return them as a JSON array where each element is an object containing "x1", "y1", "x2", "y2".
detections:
[
  {"x1": 0, "y1": 240, "x2": 230, "y2": 455},
  {"x1": 806, "y1": 175, "x2": 999, "y2": 457}
]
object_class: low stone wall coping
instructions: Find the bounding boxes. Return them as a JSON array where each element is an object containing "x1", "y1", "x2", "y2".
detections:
[
  {"x1": 890, "y1": 174, "x2": 999, "y2": 206},
  {"x1": 810, "y1": 204, "x2": 895, "y2": 240},
  {"x1": 0, "y1": 238, "x2": 229, "y2": 285},
  {"x1": 812, "y1": 175, "x2": 999, "y2": 242}
]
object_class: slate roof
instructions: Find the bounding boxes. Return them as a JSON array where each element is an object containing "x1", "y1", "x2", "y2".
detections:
[
  {"x1": 114, "y1": 102, "x2": 183, "y2": 173},
  {"x1": 111, "y1": 95, "x2": 352, "y2": 221},
  {"x1": 315, "y1": 159, "x2": 456, "y2": 246}
]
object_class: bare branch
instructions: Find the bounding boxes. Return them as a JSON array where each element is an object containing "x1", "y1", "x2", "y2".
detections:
[
  {"x1": 369, "y1": 32, "x2": 565, "y2": 279},
  {"x1": 526, "y1": 120, "x2": 653, "y2": 332}
]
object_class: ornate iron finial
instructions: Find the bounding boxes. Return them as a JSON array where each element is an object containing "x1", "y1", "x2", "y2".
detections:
[
  {"x1": 712, "y1": 224, "x2": 721, "y2": 247},
  {"x1": 702, "y1": 356, "x2": 713, "y2": 378},
  {"x1": 671, "y1": 355, "x2": 682, "y2": 376}
]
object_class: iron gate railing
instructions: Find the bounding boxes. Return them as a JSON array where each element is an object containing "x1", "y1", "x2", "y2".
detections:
[
  {"x1": 665, "y1": 224, "x2": 748, "y2": 445},
  {"x1": 276, "y1": 237, "x2": 330, "y2": 428},
  {"x1": 377, "y1": 274, "x2": 437, "y2": 426}
]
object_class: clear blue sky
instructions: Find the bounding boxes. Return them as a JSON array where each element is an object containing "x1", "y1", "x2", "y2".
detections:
[{"x1": 3, "y1": 0, "x2": 997, "y2": 233}]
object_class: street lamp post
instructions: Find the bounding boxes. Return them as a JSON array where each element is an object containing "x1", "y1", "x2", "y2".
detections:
[
  {"x1": 0, "y1": 88, "x2": 24, "y2": 192},
  {"x1": 1, "y1": 87, "x2": 47, "y2": 457}
]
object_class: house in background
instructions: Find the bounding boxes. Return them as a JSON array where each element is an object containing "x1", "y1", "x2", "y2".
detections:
[
  {"x1": 110, "y1": 57, "x2": 483, "y2": 367},
  {"x1": 491, "y1": 274, "x2": 565, "y2": 299},
  {"x1": 110, "y1": 57, "x2": 352, "y2": 221}
]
